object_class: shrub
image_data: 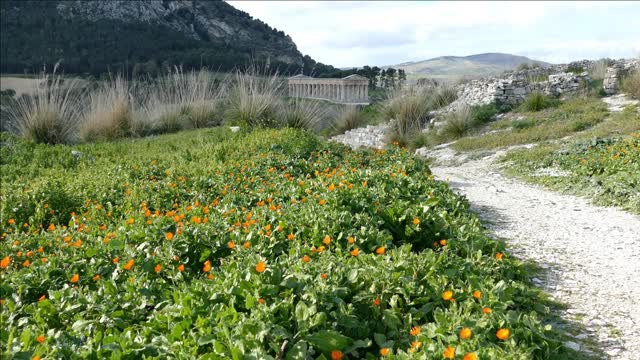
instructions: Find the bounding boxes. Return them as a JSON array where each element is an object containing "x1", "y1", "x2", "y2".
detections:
[
  {"x1": 280, "y1": 99, "x2": 328, "y2": 130},
  {"x1": 429, "y1": 85, "x2": 458, "y2": 109},
  {"x1": 471, "y1": 103, "x2": 499, "y2": 124},
  {"x1": 440, "y1": 106, "x2": 474, "y2": 139},
  {"x1": 80, "y1": 77, "x2": 134, "y2": 141},
  {"x1": 589, "y1": 59, "x2": 610, "y2": 80},
  {"x1": 331, "y1": 106, "x2": 366, "y2": 135},
  {"x1": 6, "y1": 71, "x2": 82, "y2": 144},
  {"x1": 512, "y1": 118, "x2": 537, "y2": 130},
  {"x1": 519, "y1": 92, "x2": 560, "y2": 112},
  {"x1": 384, "y1": 88, "x2": 432, "y2": 139},
  {"x1": 621, "y1": 70, "x2": 640, "y2": 100},
  {"x1": 226, "y1": 66, "x2": 283, "y2": 128}
]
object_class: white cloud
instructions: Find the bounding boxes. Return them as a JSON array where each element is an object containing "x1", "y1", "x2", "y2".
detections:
[{"x1": 228, "y1": 1, "x2": 640, "y2": 67}]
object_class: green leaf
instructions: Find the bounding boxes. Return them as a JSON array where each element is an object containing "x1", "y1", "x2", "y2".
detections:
[
  {"x1": 306, "y1": 330, "x2": 352, "y2": 352},
  {"x1": 285, "y1": 341, "x2": 308, "y2": 360}
]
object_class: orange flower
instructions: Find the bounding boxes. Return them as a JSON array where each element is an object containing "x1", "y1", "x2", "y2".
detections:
[
  {"x1": 459, "y1": 327, "x2": 472, "y2": 340},
  {"x1": 36, "y1": 335, "x2": 45, "y2": 343},
  {"x1": 203, "y1": 260, "x2": 212, "y2": 272},
  {"x1": 207, "y1": 273, "x2": 214, "y2": 280},
  {"x1": 265, "y1": 224, "x2": 271, "y2": 231},
  {"x1": 410, "y1": 341, "x2": 422, "y2": 349},
  {"x1": 37, "y1": 247, "x2": 44, "y2": 253},
  {"x1": 70, "y1": 274, "x2": 79, "y2": 283},
  {"x1": 380, "y1": 348, "x2": 390, "y2": 356},
  {"x1": 320, "y1": 273, "x2": 328, "y2": 279},
  {"x1": 302, "y1": 255, "x2": 311, "y2": 263},
  {"x1": 322, "y1": 235, "x2": 332, "y2": 245},
  {"x1": 375, "y1": 247, "x2": 385, "y2": 255},
  {"x1": 165, "y1": 232, "x2": 174, "y2": 240},
  {"x1": 243, "y1": 242, "x2": 251, "y2": 249},
  {"x1": 112, "y1": 257, "x2": 119, "y2": 264},
  {"x1": 1, "y1": 256, "x2": 11, "y2": 269},
  {"x1": 443, "y1": 346, "x2": 456, "y2": 359},
  {"x1": 7, "y1": 218, "x2": 15, "y2": 225},
  {"x1": 154, "y1": 264, "x2": 162, "y2": 273},
  {"x1": 177, "y1": 264, "x2": 185, "y2": 272},
  {"x1": 473, "y1": 290, "x2": 482, "y2": 299},
  {"x1": 439, "y1": 239, "x2": 447, "y2": 246},
  {"x1": 27, "y1": 251, "x2": 34, "y2": 257},
  {"x1": 287, "y1": 233, "x2": 295, "y2": 240},
  {"x1": 47, "y1": 223, "x2": 55, "y2": 231},
  {"x1": 350, "y1": 248, "x2": 360, "y2": 256},
  {"x1": 256, "y1": 261, "x2": 266, "y2": 273},
  {"x1": 483, "y1": 307, "x2": 492, "y2": 314},
  {"x1": 347, "y1": 236, "x2": 355, "y2": 244},
  {"x1": 373, "y1": 298, "x2": 381, "y2": 306},
  {"x1": 442, "y1": 290, "x2": 454, "y2": 301},
  {"x1": 410, "y1": 326, "x2": 421, "y2": 336},
  {"x1": 22, "y1": 259, "x2": 31, "y2": 267},
  {"x1": 463, "y1": 353, "x2": 477, "y2": 360},
  {"x1": 227, "y1": 241, "x2": 236, "y2": 249},
  {"x1": 38, "y1": 294, "x2": 46, "y2": 301},
  {"x1": 496, "y1": 328, "x2": 510, "y2": 340},
  {"x1": 258, "y1": 298, "x2": 266, "y2": 304},
  {"x1": 330, "y1": 350, "x2": 343, "y2": 360},
  {"x1": 32, "y1": 355, "x2": 40, "y2": 360},
  {"x1": 412, "y1": 217, "x2": 420, "y2": 225},
  {"x1": 92, "y1": 274, "x2": 101, "y2": 281},
  {"x1": 495, "y1": 252, "x2": 504, "y2": 260},
  {"x1": 317, "y1": 246, "x2": 325, "y2": 253},
  {"x1": 123, "y1": 259, "x2": 135, "y2": 271}
]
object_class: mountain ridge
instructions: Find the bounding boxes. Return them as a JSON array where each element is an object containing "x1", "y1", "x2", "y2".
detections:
[
  {"x1": 0, "y1": 0, "x2": 332, "y2": 75},
  {"x1": 384, "y1": 52, "x2": 550, "y2": 79}
]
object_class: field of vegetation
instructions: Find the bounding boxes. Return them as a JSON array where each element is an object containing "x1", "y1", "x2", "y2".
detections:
[
  {"x1": 502, "y1": 105, "x2": 640, "y2": 214},
  {"x1": 1, "y1": 127, "x2": 581, "y2": 359}
]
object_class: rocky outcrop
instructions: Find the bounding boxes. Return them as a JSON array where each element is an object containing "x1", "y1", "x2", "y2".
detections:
[
  {"x1": 331, "y1": 124, "x2": 389, "y2": 149},
  {"x1": 603, "y1": 59, "x2": 640, "y2": 95}
]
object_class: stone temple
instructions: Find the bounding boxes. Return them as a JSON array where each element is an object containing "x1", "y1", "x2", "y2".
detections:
[{"x1": 288, "y1": 74, "x2": 369, "y2": 104}]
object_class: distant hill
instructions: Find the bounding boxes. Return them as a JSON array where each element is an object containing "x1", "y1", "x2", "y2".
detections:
[
  {"x1": 0, "y1": 0, "x2": 337, "y2": 76},
  {"x1": 387, "y1": 53, "x2": 550, "y2": 80}
]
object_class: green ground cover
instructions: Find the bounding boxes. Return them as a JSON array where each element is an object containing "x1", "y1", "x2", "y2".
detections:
[{"x1": 1, "y1": 128, "x2": 582, "y2": 359}]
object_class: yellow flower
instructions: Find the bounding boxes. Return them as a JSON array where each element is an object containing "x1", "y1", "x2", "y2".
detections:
[
  {"x1": 496, "y1": 328, "x2": 510, "y2": 340},
  {"x1": 463, "y1": 352, "x2": 478, "y2": 360},
  {"x1": 410, "y1": 326, "x2": 421, "y2": 336},
  {"x1": 443, "y1": 346, "x2": 456, "y2": 359}
]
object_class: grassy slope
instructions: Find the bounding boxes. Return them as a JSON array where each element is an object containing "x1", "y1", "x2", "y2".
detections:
[
  {"x1": 0, "y1": 128, "x2": 586, "y2": 359},
  {"x1": 501, "y1": 106, "x2": 640, "y2": 214}
]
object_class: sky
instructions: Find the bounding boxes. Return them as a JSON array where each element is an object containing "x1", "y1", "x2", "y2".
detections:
[{"x1": 227, "y1": 1, "x2": 640, "y2": 68}]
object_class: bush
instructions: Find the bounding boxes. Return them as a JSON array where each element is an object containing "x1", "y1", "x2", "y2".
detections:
[
  {"x1": 519, "y1": 92, "x2": 560, "y2": 112},
  {"x1": 471, "y1": 103, "x2": 499, "y2": 124},
  {"x1": 512, "y1": 118, "x2": 537, "y2": 130},
  {"x1": 226, "y1": 66, "x2": 283, "y2": 128},
  {"x1": 6, "y1": 72, "x2": 81, "y2": 144},
  {"x1": 589, "y1": 59, "x2": 610, "y2": 81},
  {"x1": 281, "y1": 99, "x2": 328, "y2": 130},
  {"x1": 440, "y1": 106, "x2": 474, "y2": 139},
  {"x1": 429, "y1": 85, "x2": 458, "y2": 109},
  {"x1": 621, "y1": 70, "x2": 640, "y2": 100},
  {"x1": 331, "y1": 106, "x2": 366, "y2": 135},
  {"x1": 80, "y1": 77, "x2": 134, "y2": 141},
  {"x1": 383, "y1": 88, "x2": 432, "y2": 139}
]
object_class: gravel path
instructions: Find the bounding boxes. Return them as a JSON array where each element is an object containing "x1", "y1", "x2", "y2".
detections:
[{"x1": 430, "y1": 147, "x2": 640, "y2": 360}]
